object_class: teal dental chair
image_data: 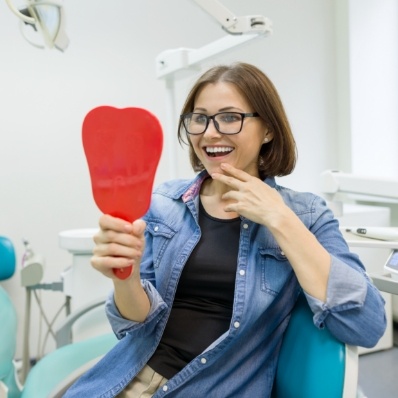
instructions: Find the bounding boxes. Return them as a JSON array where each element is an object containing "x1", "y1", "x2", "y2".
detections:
[
  {"x1": 0, "y1": 236, "x2": 117, "y2": 398},
  {"x1": 1, "y1": 235, "x2": 358, "y2": 397},
  {"x1": 0, "y1": 236, "x2": 20, "y2": 398},
  {"x1": 273, "y1": 293, "x2": 358, "y2": 398}
]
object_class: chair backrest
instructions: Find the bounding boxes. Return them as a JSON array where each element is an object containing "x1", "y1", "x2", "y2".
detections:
[
  {"x1": 0, "y1": 236, "x2": 16, "y2": 281},
  {"x1": 273, "y1": 294, "x2": 358, "y2": 398},
  {"x1": 0, "y1": 236, "x2": 21, "y2": 398}
]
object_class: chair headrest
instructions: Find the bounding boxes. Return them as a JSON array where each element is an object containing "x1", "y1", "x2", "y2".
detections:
[{"x1": 0, "y1": 236, "x2": 16, "y2": 280}]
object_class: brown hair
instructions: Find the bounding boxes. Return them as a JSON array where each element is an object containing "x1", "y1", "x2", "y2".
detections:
[{"x1": 177, "y1": 62, "x2": 297, "y2": 179}]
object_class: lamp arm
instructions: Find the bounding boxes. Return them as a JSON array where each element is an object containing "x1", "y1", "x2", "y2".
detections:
[
  {"x1": 193, "y1": 0, "x2": 271, "y2": 35},
  {"x1": 193, "y1": 0, "x2": 237, "y2": 30},
  {"x1": 4, "y1": 0, "x2": 35, "y2": 24}
]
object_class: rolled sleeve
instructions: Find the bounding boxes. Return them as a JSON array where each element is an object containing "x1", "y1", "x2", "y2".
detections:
[
  {"x1": 105, "y1": 279, "x2": 168, "y2": 339},
  {"x1": 305, "y1": 255, "x2": 367, "y2": 328}
]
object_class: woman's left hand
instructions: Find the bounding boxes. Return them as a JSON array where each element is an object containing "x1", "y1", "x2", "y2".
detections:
[
  {"x1": 212, "y1": 163, "x2": 332, "y2": 302},
  {"x1": 211, "y1": 163, "x2": 289, "y2": 227}
]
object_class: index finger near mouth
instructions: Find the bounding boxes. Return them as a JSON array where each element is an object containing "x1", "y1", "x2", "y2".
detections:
[
  {"x1": 213, "y1": 173, "x2": 241, "y2": 190},
  {"x1": 220, "y1": 164, "x2": 251, "y2": 182}
]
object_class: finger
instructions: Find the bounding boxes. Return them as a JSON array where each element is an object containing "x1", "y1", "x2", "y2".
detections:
[
  {"x1": 211, "y1": 172, "x2": 241, "y2": 190},
  {"x1": 92, "y1": 255, "x2": 133, "y2": 269},
  {"x1": 95, "y1": 218, "x2": 145, "y2": 245},
  {"x1": 99, "y1": 214, "x2": 134, "y2": 233},
  {"x1": 93, "y1": 229, "x2": 135, "y2": 250},
  {"x1": 220, "y1": 163, "x2": 252, "y2": 181},
  {"x1": 131, "y1": 219, "x2": 146, "y2": 236},
  {"x1": 93, "y1": 238, "x2": 143, "y2": 258},
  {"x1": 91, "y1": 255, "x2": 135, "y2": 278}
]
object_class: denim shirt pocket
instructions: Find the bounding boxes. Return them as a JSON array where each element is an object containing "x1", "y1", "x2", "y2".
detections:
[
  {"x1": 146, "y1": 220, "x2": 177, "y2": 268},
  {"x1": 258, "y1": 247, "x2": 293, "y2": 296}
]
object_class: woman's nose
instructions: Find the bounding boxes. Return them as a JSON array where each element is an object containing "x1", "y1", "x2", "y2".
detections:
[{"x1": 203, "y1": 119, "x2": 221, "y2": 138}]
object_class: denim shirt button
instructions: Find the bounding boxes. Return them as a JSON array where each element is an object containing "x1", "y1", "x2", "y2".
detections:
[
  {"x1": 280, "y1": 250, "x2": 285, "y2": 256},
  {"x1": 154, "y1": 226, "x2": 159, "y2": 232},
  {"x1": 243, "y1": 223, "x2": 249, "y2": 229},
  {"x1": 162, "y1": 385, "x2": 168, "y2": 392},
  {"x1": 234, "y1": 321, "x2": 240, "y2": 328},
  {"x1": 200, "y1": 357, "x2": 207, "y2": 364},
  {"x1": 239, "y1": 269, "x2": 245, "y2": 276}
]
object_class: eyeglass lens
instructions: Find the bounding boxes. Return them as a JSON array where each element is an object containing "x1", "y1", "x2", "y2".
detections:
[{"x1": 183, "y1": 112, "x2": 244, "y2": 135}]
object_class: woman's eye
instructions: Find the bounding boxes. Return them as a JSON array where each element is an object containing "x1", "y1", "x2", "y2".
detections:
[
  {"x1": 193, "y1": 114, "x2": 207, "y2": 124},
  {"x1": 219, "y1": 113, "x2": 240, "y2": 123}
]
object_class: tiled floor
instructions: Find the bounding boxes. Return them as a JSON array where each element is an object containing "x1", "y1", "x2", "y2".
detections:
[{"x1": 358, "y1": 324, "x2": 398, "y2": 398}]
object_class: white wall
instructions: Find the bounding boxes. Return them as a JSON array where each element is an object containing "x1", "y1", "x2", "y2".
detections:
[
  {"x1": 346, "y1": 0, "x2": 398, "y2": 178},
  {"x1": 326, "y1": 0, "x2": 398, "y2": 180},
  {"x1": 334, "y1": 0, "x2": 398, "y2": 230},
  {"x1": 0, "y1": 0, "x2": 357, "y2": 359}
]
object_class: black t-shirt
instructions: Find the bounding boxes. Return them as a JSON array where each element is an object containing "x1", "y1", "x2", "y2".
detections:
[{"x1": 147, "y1": 200, "x2": 240, "y2": 379}]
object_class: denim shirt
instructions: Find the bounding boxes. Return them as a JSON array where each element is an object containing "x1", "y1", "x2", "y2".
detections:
[{"x1": 65, "y1": 172, "x2": 386, "y2": 398}]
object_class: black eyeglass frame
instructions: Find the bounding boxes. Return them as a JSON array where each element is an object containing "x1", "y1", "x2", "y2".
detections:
[{"x1": 180, "y1": 112, "x2": 260, "y2": 135}]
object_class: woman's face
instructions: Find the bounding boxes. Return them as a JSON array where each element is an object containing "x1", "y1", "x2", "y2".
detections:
[{"x1": 188, "y1": 82, "x2": 271, "y2": 178}]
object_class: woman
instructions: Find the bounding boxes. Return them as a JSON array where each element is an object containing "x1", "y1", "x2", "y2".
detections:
[{"x1": 65, "y1": 63, "x2": 386, "y2": 397}]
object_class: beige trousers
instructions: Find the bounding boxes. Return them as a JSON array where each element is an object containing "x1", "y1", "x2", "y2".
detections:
[{"x1": 116, "y1": 365, "x2": 168, "y2": 398}]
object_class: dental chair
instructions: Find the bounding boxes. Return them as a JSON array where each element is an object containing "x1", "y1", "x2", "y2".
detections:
[
  {"x1": 0, "y1": 236, "x2": 117, "y2": 398},
  {"x1": 2, "y1": 235, "x2": 358, "y2": 398},
  {"x1": 0, "y1": 236, "x2": 20, "y2": 398},
  {"x1": 273, "y1": 293, "x2": 358, "y2": 398}
]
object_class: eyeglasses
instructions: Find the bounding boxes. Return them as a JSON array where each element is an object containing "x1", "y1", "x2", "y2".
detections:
[{"x1": 180, "y1": 112, "x2": 260, "y2": 135}]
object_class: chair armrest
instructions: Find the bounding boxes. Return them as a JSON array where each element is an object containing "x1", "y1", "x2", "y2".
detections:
[
  {"x1": 49, "y1": 356, "x2": 105, "y2": 398},
  {"x1": 55, "y1": 299, "x2": 106, "y2": 348},
  {"x1": 21, "y1": 333, "x2": 117, "y2": 398},
  {"x1": 343, "y1": 345, "x2": 358, "y2": 398}
]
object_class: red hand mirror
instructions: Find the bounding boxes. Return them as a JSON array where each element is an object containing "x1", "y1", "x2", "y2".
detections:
[{"x1": 82, "y1": 106, "x2": 163, "y2": 279}]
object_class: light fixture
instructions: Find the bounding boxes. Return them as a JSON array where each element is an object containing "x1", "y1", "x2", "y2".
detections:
[
  {"x1": 5, "y1": 0, "x2": 69, "y2": 51},
  {"x1": 156, "y1": 0, "x2": 272, "y2": 79}
]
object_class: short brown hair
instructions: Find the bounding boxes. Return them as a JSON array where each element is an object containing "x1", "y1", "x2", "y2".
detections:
[{"x1": 178, "y1": 62, "x2": 297, "y2": 179}]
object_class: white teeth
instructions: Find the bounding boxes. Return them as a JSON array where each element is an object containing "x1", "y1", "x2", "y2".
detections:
[{"x1": 206, "y1": 147, "x2": 233, "y2": 154}]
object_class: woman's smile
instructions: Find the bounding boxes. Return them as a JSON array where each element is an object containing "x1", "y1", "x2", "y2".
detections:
[{"x1": 203, "y1": 145, "x2": 235, "y2": 158}]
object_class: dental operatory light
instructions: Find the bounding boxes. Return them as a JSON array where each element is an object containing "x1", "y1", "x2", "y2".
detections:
[
  {"x1": 5, "y1": 0, "x2": 69, "y2": 51},
  {"x1": 156, "y1": 0, "x2": 272, "y2": 78}
]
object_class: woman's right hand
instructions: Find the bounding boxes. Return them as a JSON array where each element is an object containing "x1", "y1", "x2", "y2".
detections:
[{"x1": 91, "y1": 214, "x2": 146, "y2": 281}]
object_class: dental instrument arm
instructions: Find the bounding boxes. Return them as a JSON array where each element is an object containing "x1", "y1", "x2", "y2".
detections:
[
  {"x1": 321, "y1": 170, "x2": 398, "y2": 202},
  {"x1": 193, "y1": 0, "x2": 271, "y2": 35},
  {"x1": 156, "y1": 0, "x2": 272, "y2": 79}
]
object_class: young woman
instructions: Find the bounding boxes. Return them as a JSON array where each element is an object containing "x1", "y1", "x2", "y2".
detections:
[{"x1": 65, "y1": 62, "x2": 386, "y2": 397}]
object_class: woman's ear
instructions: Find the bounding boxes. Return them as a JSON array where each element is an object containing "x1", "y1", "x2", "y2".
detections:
[{"x1": 262, "y1": 131, "x2": 274, "y2": 144}]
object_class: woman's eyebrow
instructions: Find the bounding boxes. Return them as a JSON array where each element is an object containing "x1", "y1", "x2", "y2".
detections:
[
  {"x1": 193, "y1": 107, "x2": 207, "y2": 112},
  {"x1": 192, "y1": 106, "x2": 242, "y2": 113}
]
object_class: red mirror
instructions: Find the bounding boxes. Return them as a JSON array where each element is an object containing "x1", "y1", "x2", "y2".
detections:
[{"x1": 82, "y1": 106, "x2": 163, "y2": 279}]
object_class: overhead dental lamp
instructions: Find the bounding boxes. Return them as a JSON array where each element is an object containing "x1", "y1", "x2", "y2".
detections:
[
  {"x1": 5, "y1": 0, "x2": 69, "y2": 51},
  {"x1": 156, "y1": 0, "x2": 272, "y2": 78}
]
